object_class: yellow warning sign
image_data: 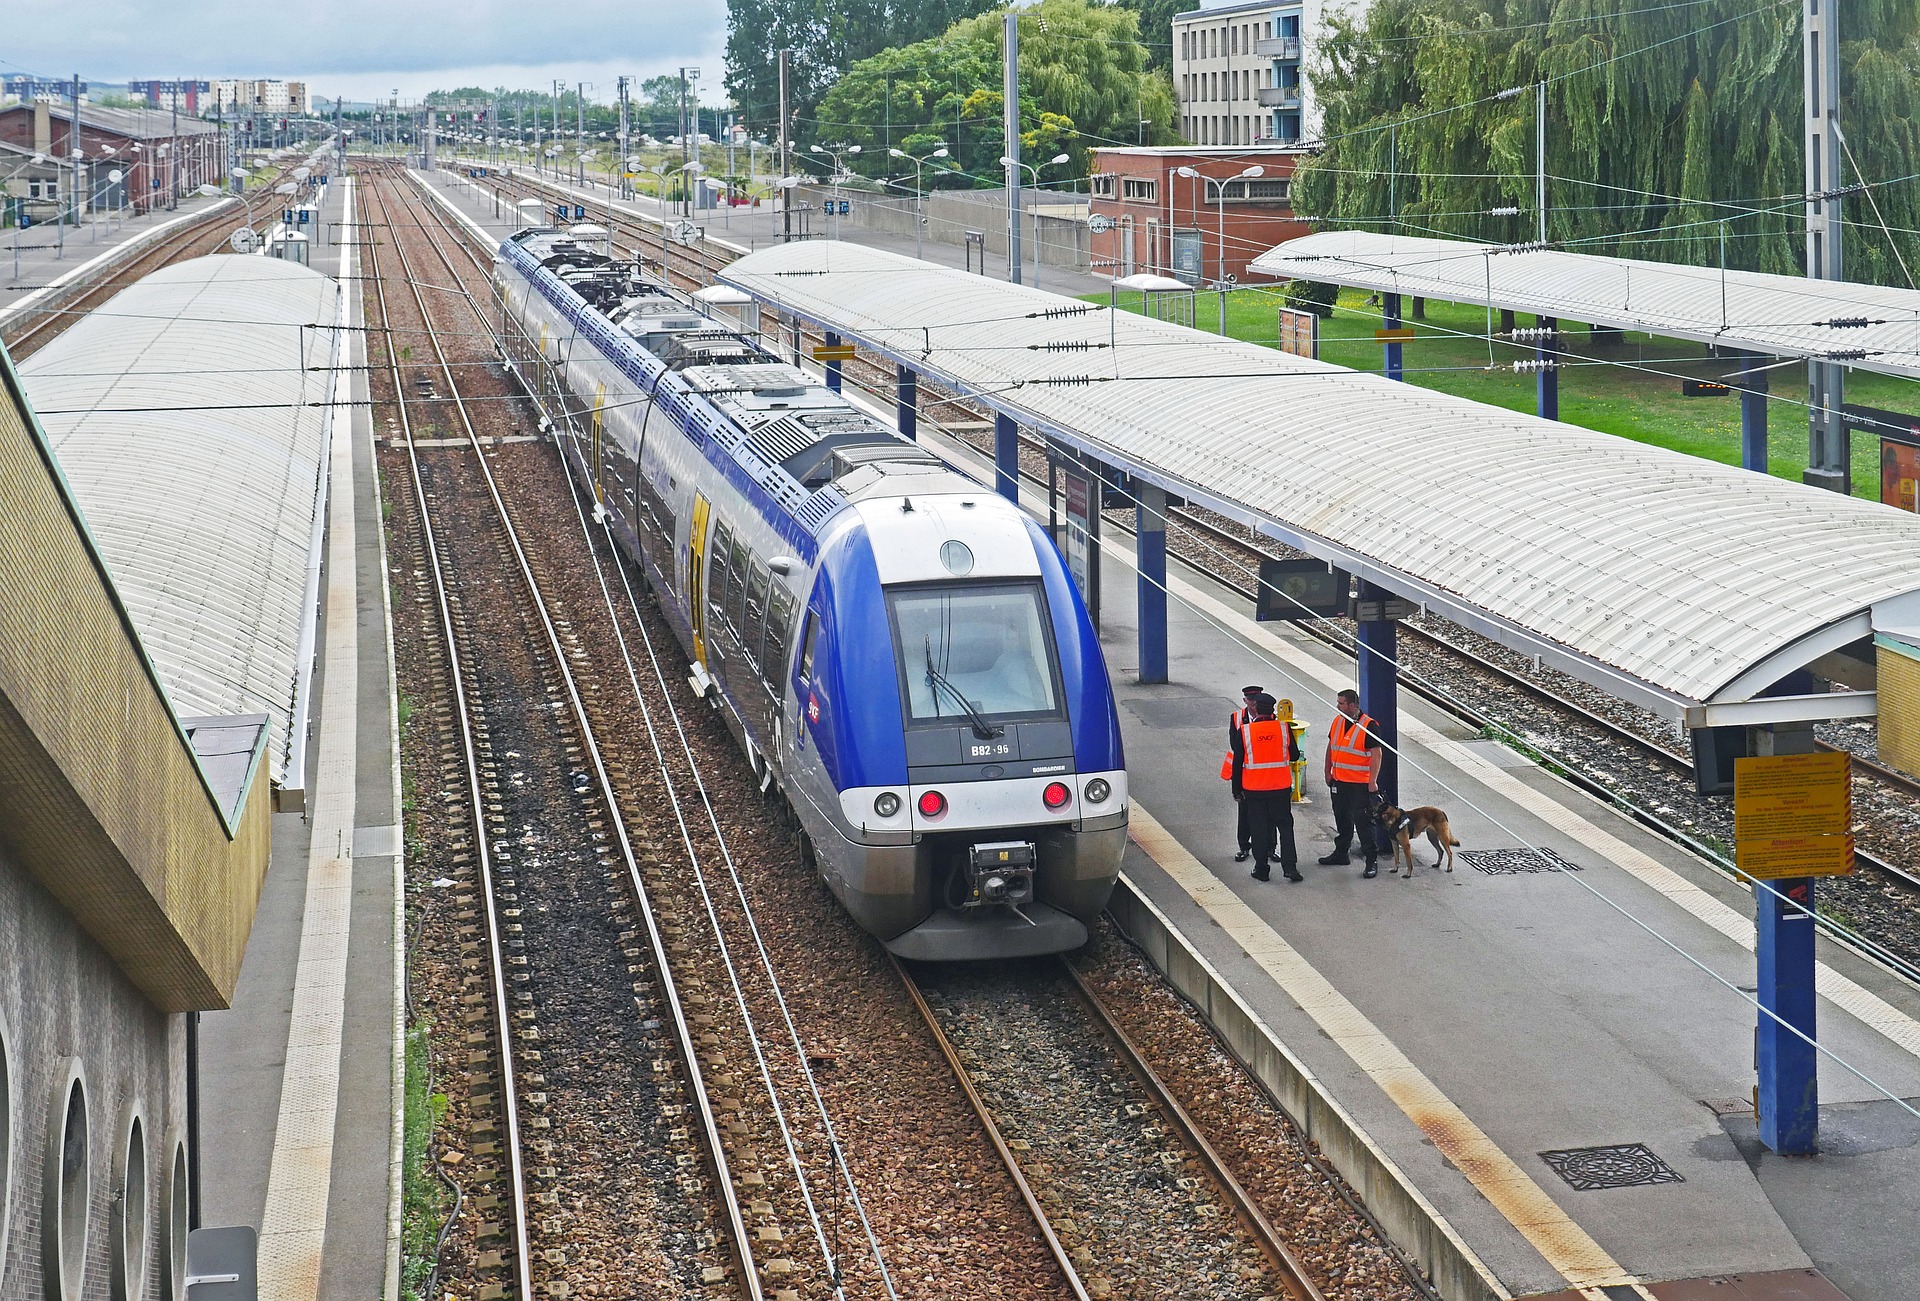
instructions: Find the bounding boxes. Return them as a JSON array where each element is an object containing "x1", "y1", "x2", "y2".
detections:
[
  {"x1": 811, "y1": 343, "x2": 857, "y2": 362},
  {"x1": 1735, "y1": 833, "x2": 1856, "y2": 880},
  {"x1": 1733, "y1": 751, "x2": 1853, "y2": 878}
]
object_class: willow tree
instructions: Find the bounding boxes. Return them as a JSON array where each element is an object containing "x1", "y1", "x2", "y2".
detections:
[
  {"x1": 1293, "y1": 0, "x2": 1920, "y2": 284},
  {"x1": 813, "y1": 0, "x2": 1178, "y2": 185}
]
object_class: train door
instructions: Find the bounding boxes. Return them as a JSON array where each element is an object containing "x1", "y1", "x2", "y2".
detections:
[
  {"x1": 590, "y1": 382, "x2": 606, "y2": 511},
  {"x1": 688, "y1": 494, "x2": 711, "y2": 664}
]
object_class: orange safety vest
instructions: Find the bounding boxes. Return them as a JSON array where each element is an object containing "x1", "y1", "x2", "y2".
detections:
[
  {"x1": 1328, "y1": 712, "x2": 1375, "y2": 783},
  {"x1": 1237, "y1": 719, "x2": 1293, "y2": 792},
  {"x1": 1219, "y1": 707, "x2": 1256, "y2": 780}
]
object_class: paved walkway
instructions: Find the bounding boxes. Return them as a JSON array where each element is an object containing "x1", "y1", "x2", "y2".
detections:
[
  {"x1": 0, "y1": 190, "x2": 240, "y2": 325},
  {"x1": 195, "y1": 172, "x2": 404, "y2": 1300}
]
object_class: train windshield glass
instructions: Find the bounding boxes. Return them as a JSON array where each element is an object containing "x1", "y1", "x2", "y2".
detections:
[{"x1": 889, "y1": 583, "x2": 1061, "y2": 725}]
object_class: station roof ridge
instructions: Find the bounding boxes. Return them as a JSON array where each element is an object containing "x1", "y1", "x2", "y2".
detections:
[
  {"x1": 720, "y1": 239, "x2": 1920, "y2": 722},
  {"x1": 0, "y1": 100, "x2": 222, "y2": 139},
  {"x1": 1250, "y1": 230, "x2": 1920, "y2": 382},
  {"x1": 20, "y1": 253, "x2": 342, "y2": 789}
]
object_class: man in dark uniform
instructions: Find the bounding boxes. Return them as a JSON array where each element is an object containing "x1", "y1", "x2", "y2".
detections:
[
  {"x1": 1319, "y1": 688, "x2": 1383, "y2": 877},
  {"x1": 1229, "y1": 684, "x2": 1262, "y2": 861},
  {"x1": 1230, "y1": 693, "x2": 1301, "y2": 882}
]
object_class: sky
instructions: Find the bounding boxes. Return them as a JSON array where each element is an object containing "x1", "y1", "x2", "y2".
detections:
[{"x1": 4, "y1": 0, "x2": 729, "y2": 105}]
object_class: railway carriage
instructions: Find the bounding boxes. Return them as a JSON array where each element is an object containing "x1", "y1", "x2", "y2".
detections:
[{"x1": 492, "y1": 226, "x2": 1128, "y2": 959}]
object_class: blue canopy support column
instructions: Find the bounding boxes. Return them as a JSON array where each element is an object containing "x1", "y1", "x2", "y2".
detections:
[
  {"x1": 1135, "y1": 482, "x2": 1168, "y2": 684},
  {"x1": 1739, "y1": 352, "x2": 1770, "y2": 472},
  {"x1": 1536, "y1": 315, "x2": 1559, "y2": 421},
  {"x1": 896, "y1": 363, "x2": 917, "y2": 440},
  {"x1": 824, "y1": 330, "x2": 843, "y2": 392},
  {"x1": 1383, "y1": 292, "x2": 1404, "y2": 382},
  {"x1": 1356, "y1": 580, "x2": 1400, "y2": 805},
  {"x1": 994, "y1": 413, "x2": 1020, "y2": 503}
]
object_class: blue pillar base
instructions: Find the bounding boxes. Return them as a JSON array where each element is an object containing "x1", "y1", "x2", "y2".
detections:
[
  {"x1": 1740, "y1": 352, "x2": 1770, "y2": 472},
  {"x1": 1383, "y1": 292, "x2": 1403, "y2": 383},
  {"x1": 1136, "y1": 483, "x2": 1168, "y2": 684},
  {"x1": 994, "y1": 413, "x2": 1020, "y2": 503},
  {"x1": 1536, "y1": 315, "x2": 1558, "y2": 421},
  {"x1": 1756, "y1": 876, "x2": 1819, "y2": 1154},
  {"x1": 1355, "y1": 581, "x2": 1399, "y2": 806},
  {"x1": 824, "y1": 329, "x2": 843, "y2": 393},
  {"x1": 896, "y1": 364, "x2": 917, "y2": 441}
]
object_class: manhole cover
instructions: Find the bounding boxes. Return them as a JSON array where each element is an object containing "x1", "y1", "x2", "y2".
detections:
[
  {"x1": 1458, "y1": 847, "x2": 1582, "y2": 875},
  {"x1": 1539, "y1": 1143, "x2": 1683, "y2": 1191}
]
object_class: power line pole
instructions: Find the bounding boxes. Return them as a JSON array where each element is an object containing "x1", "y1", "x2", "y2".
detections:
[
  {"x1": 170, "y1": 78, "x2": 180, "y2": 210},
  {"x1": 679, "y1": 67, "x2": 692, "y2": 216},
  {"x1": 1803, "y1": 0, "x2": 1847, "y2": 493},
  {"x1": 617, "y1": 76, "x2": 630, "y2": 199},
  {"x1": 779, "y1": 48, "x2": 792, "y2": 242},
  {"x1": 70, "y1": 74, "x2": 83, "y2": 237},
  {"x1": 576, "y1": 82, "x2": 585, "y2": 186},
  {"x1": 1003, "y1": 11, "x2": 1022, "y2": 284},
  {"x1": 1536, "y1": 80, "x2": 1547, "y2": 244}
]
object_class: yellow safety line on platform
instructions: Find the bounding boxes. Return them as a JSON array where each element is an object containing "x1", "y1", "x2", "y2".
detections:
[
  {"x1": 1128, "y1": 803, "x2": 1649, "y2": 1300},
  {"x1": 1163, "y1": 571, "x2": 1920, "y2": 1069},
  {"x1": 257, "y1": 176, "x2": 359, "y2": 1301}
]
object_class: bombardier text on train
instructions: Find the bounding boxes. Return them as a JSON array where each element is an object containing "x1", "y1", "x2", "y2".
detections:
[{"x1": 491, "y1": 218, "x2": 1128, "y2": 960}]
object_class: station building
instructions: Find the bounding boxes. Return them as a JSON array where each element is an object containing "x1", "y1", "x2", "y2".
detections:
[
  {"x1": 0, "y1": 253, "x2": 341, "y2": 1300},
  {"x1": 1173, "y1": 0, "x2": 1331, "y2": 146},
  {"x1": 0, "y1": 101, "x2": 224, "y2": 218},
  {"x1": 1088, "y1": 144, "x2": 1309, "y2": 283}
]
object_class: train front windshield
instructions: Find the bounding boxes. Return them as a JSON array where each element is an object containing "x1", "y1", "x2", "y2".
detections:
[{"x1": 889, "y1": 583, "x2": 1061, "y2": 725}]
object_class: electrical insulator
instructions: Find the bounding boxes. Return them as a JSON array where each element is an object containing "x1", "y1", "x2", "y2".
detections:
[
  {"x1": 1509, "y1": 327, "x2": 1558, "y2": 342},
  {"x1": 1511, "y1": 358, "x2": 1559, "y2": 374}
]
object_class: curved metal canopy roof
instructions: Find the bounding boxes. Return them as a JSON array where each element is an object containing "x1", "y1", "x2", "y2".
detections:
[
  {"x1": 721, "y1": 241, "x2": 1920, "y2": 722},
  {"x1": 1249, "y1": 230, "x2": 1920, "y2": 381},
  {"x1": 21, "y1": 254, "x2": 342, "y2": 785}
]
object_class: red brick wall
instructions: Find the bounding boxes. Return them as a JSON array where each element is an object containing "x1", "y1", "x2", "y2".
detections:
[{"x1": 1088, "y1": 149, "x2": 1310, "y2": 284}]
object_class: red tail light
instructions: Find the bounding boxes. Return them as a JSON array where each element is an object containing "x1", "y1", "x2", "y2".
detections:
[
  {"x1": 1043, "y1": 781, "x2": 1071, "y2": 810},
  {"x1": 917, "y1": 790, "x2": 947, "y2": 817}
]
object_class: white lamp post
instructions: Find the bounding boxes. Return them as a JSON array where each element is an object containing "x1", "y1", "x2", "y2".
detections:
[
  {"x1": 887, "y1": 145, "x2": 950, "y2": 259},
  {"x1": 999, "y1": 152, "x2": 1071, "y2": 290}
]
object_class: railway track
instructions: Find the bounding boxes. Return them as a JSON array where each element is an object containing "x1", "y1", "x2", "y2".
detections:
[
  {"x1": 897, "y1": 954, "x2": 1324, "y2": 1301},
  {"x1": 2, "y1": 160, "x2": 306, "y2": 358},
  {"x1": 363, "y1": 162, "x2": 765, "y2": 1300}
]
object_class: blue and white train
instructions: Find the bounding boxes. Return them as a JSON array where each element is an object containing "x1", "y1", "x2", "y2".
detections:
[{"x1": 492, "y1": 227, "x2": 1127, "y2": 960}]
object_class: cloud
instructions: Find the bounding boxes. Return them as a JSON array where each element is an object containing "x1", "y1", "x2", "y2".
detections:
[{"x1": 7, "y1": 0, "x2": 726, "y2": 88}]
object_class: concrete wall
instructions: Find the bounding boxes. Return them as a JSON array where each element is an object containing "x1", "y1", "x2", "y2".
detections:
[
  {"x1": 0, "y1": 842, "x2": 184, "y2": 1301},
  {"x1": 794, "y1": 183, "x2": 1092, "y2": 272}
]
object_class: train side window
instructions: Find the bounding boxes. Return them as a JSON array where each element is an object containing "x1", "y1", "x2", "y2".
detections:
[
  {"x1": 797, "y1": 613, "x2": 820, "y2": 686},
  {"x1": 708, "y1": 522, "x2": 733, "y2": 620},
  {"x1": 743, "y1": 563, "x2": 771, "y2": 667},
  {"x1": 764, "y1": 586, "x2": 796, "y2": 699},
  {"x1": 726, "y1": 536, "x2": 750, "y2": 631}
]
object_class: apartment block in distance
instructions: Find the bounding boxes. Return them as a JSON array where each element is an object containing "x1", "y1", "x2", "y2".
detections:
[{"x1": 1174, "y1": 0, "x2": 1341, "y2": 146}]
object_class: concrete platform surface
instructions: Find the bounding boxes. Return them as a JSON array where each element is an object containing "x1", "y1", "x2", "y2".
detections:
[{"x1": 195, "y1": 172, "x2": 403, "y2": 1301}]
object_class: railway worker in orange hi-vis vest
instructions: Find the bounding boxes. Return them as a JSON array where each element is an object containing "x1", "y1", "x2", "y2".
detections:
[
  {"x1": 1319, "y1": 688, "x2": 1383, "y2": 878},
  {"x1": 1222, "y1": 693, "x2": 1300, "y2": 883},
  {"x1": 1229, "y1": 684, "x2": 1263, "y2": 862}
]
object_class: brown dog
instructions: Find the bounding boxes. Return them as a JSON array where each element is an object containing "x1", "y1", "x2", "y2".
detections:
[{"x1": 1375, "y1": 803, "x2": 1460, "y2": 877}]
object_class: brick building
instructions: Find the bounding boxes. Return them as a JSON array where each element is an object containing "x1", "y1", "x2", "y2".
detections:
[
  {"x1": 1087, "y1": 145, "x2": 1311, "y2": 284},
  {"x1": 0, "y1": 101, "x2": 223, "y2": 218},
  {"x1": 128, "y1": 79, "x2": 211, "y2": 113}
]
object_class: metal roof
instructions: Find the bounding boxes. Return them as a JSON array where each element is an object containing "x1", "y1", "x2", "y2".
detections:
[
  {"x1": 20, "y1": 255, "x2": 341, "y2": 786},
  {"x1": 0, "y1": 101, "x2": 222, "y2": 139},
  {"x1": 721, "y1": 240, "x2": 1920, "y2": 722},
  {"x1": 1249, "y1": 230, "x2": 1920, "y2": 382}
]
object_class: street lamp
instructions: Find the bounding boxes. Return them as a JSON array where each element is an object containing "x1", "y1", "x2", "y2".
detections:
[
  {"x1": 1176, "y1": 163, "x2": 1264, "y2": 293},
  {"x1": 809, "y1": 143, "x2": 861, "y2": 238},
  {"x1": 999, "y1": 151, "x2": 1072, "y2": 290},
  {"x1": 888, "y1": 145, "x2": 950, "y2": 260}
]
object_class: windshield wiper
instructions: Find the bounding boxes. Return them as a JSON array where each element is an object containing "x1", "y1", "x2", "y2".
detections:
[{"x1": 925, "y1": 635, "x2": 1003, "y2": 741}]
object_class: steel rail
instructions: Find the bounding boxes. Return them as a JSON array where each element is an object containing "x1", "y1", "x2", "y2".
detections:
[
  {"x1": 359, "y1": 171, "x2": 534, "y2": 1301},
  {"x1": 886, "y1": 954, "x2": 1097, "y2": 1301},
  {"x1": 1058, "y1": 959, "x2": 1326, "y2": 1301},
  {"x1": 382, "y1": 163, "x2": 767, "y2": 1301}
]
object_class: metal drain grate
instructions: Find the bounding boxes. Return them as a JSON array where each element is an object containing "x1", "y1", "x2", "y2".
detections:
[
  {"x1": 1458, "y1": 847, "x2": 1583, "y2": 875},
  {"x1": 1539, "y1": 1143, "x2": 1684, "y2": 1191}
]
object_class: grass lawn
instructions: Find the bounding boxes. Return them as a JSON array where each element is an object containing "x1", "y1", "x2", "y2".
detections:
[{"x1": 1094, "y1": 285, "x2": 1913, "y2": 501}]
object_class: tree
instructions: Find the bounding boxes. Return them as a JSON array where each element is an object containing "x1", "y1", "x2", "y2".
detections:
[
  {"x1": 1111, "y1": 0, "x2": 1185, "y2": 73},
  {"x1": 1292, "y1": 0, "x2": 1920, "y2": 285},
  {"x1": 724, "y1": 0, "x2": 1000, "y2": 146},
  {"x1": 811, "y1": 0, "x2": 1177, "y2": 186}
]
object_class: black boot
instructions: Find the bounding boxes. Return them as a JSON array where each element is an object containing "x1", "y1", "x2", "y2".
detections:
[
  {"x1": 1251, "y1": 864, "x2": 1271, "y2": 881},
  {"x1": 1317, "y1": 851, "x2": 1349, "y2": 866},
  {"x1": 1362, "y1": 861, "x2": 1379, "y2": 879},
  {"x1": 1234, "y1": 849, "x2": 1250, "y2": 862}
]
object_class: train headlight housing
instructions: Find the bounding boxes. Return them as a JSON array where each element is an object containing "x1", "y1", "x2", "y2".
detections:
[
  {"x1": 1084, "y1": 778, "x2": 1112, "y2": 804},
  {"x1": 873, "y1": 791, "x2": 901, "y2": 818},
  {"x1": 917, "y1": 790, "x2": 947, "y2": 818},
  {"x1": 1042, "y1": 781, "x2": 1072, "y2": 811}
]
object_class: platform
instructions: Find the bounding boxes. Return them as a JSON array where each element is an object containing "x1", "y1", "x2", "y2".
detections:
[
  {"x1": 193, "y1": 172, "x2": 405, "y2": 1301},
  {"x1": 0, "y1": 187, "x2": 239, "y2": 324},
  {"x1": 855, "y1": 401, "x2": 1920, "y2": 1301}
]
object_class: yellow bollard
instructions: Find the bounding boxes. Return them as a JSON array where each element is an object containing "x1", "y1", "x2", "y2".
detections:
[{"x1": 1275, "y1": 699, "x2": 1310, "y2": 803}]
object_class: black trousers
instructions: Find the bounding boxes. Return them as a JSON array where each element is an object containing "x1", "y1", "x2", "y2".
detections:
[
  {"x1": 1329, "y1": 781, "x2": 1378, "y2": 862},
  {"x1": 1236, "y1": 794, "x2": 1252, "y2": 852},
  {"x1": 1245, "y1": 791, "x2": 1297, "y2": 873}
]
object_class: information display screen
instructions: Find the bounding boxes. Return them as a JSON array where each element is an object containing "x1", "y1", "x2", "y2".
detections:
[{"x1": 1256, "y1": 559, "x2": 1350, "y2": 621}]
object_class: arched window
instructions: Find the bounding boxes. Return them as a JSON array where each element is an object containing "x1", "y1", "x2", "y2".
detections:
[{"x1": 43, "y1": 1060, "x2": 91, "y2": 1301}]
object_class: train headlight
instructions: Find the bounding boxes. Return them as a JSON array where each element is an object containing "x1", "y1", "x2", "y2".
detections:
[
  {"x1": 918, "y1": 790, "x2": 947, "y2": 817},
  {"x1": 1084, "y1": 778, "x2": 1112, "y2": 804},
  {"x1": 873, "y1": 791, "x2": 901, "y2": 818},
  {"x1": 1042, "y1": 781, "x2": 1072, "y2": 811}
]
